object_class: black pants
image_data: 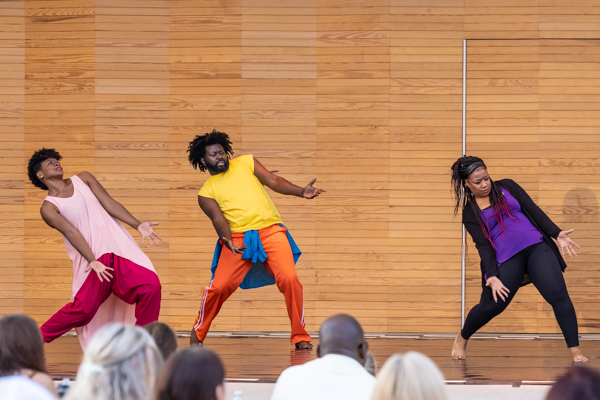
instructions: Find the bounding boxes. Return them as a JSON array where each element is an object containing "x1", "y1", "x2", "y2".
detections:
[{"x1": 461, "y1": 241, "x2": 579, "y2": 348}]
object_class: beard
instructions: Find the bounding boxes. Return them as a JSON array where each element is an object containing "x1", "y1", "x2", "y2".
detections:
[{"x1": 205, "y1": 158, "x2": 229, "y2": 174}]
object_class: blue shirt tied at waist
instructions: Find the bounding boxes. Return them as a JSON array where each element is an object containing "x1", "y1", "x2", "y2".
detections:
[{"x1": 210, "y1": 224, "x2": 301, "y2": 289}]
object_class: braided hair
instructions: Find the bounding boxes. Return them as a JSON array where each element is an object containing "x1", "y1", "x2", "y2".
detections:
[
  {"x1": 187, "y1": 129, "x2": 233, "y2": 172},
  {"x1": 451, "y1": 156, "x2": 514, "y2": 249}
]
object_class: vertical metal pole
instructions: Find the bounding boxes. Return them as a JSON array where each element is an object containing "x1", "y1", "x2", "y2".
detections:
[{"x1": 461, "y1": 39, "x2": 467, "y2": 327}]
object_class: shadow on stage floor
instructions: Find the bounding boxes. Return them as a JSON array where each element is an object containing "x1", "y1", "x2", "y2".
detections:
[{"x1": 46, "y1": 332, "x2": 600, "y2": 384}]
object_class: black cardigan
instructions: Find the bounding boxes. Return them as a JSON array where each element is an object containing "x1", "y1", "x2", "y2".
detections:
[{"x1": 463, "y1": 179, "x2": 566, "y2": 291}]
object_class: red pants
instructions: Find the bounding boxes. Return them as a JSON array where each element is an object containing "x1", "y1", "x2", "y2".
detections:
[
  {"x1": 193, "y1": 225, "x2": 310, "y2": 344},
  {"x1": 41, "y1": 253, "x2": 161, "y2": 343}
]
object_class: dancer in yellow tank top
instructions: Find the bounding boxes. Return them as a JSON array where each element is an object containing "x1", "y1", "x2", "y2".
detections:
[{"x1": 189, "y1": 130, "x2": 325, "y2": 350}]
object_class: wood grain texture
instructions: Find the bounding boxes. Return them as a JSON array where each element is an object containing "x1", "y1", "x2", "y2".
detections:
[
  {"x1": 466, "y1": 39, "x2": 600, "y2": 334},
  {"x1": 0, "y1": 0, "x2": 25, "y2": 314},
  {"x1": 0, "y1": 1, "x2": 599, "y2": 335},
  {"x1": 23, "y1": 0, "x2": 95, "y2": 321}
]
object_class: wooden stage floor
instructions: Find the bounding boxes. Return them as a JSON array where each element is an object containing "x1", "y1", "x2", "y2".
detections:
[{"x1": 46, "y1": 332, "x2": 600, "y2": 384}]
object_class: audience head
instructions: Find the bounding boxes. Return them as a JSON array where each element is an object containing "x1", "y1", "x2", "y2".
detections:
[
  {"x1": 0, "y1": 314, "x2": 48, "y2": 377},
  {"x1": 546, "y1": 365, "x2": 600, "y2": 400},
  {"x1": 365, "y1": 351, "x2": 377, "y2": 376},
  {"x1": 371, "y1": 352, "x2": 447, "y2": 400},
  {"x1": 144, "y1": 321, "x2": 178, "y2": 361},
  {"x1": 65, "y1": 323, "x2": 162, "y2": 400},
  {"x1": 155, "y1": 347, "x2": 225, "y2": 400},
  {"x1": 317, "y1": 314, "x2": 368, "y2": 366}
]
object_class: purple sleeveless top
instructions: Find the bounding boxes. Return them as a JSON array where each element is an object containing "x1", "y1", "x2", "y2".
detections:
[{"x1": 481, "y1": 188, "x2": 543, "y2": 265}]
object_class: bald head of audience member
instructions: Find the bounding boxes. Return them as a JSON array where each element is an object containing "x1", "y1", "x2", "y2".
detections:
[{"x1": 317, "y1": 314, "x2": 368, "y2": 366}]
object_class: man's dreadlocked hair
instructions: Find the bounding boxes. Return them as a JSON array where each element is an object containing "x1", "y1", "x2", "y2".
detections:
[
  {"x1": 187, "y1": 129, "x2": 234, "y2": 172},
  {"x1": 27, "y1": 148, "x2": 62, "y2": 190},
  {"x1": 451, "y1": 156, "x2": 514, "y2": 249}
]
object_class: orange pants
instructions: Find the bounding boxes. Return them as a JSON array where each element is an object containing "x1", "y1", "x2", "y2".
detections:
[{"x1": 193, "y1": 224, "x2": 310, "y2": 344}]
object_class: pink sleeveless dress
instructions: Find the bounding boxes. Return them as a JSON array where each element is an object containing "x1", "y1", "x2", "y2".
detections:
[{"x1": 44, "y1": 175, "x2": 156, "y2": 349}]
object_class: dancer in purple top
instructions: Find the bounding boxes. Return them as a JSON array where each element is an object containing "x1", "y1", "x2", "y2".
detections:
[{"x1": 450, "y1": 156, "x2": 587, "y2": 363}]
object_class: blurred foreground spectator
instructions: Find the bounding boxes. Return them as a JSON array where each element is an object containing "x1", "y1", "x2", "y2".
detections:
[
  {"x1": 0, "y1": 314, "x2": 57, "y2": 397},
  {"x1": 371, "y1": 352, "x2": 447, "y2": 400},
  {"x1": 271, "y1": 314, "x2": 376, "y2": 400},
  {"x1": 145, "y1": 321, "x2": 179, "y2": 361},
  {"x1": 155, "y1": 347, "x2": 225, "y2": 400},
  {"x1": 65, "y1": 323, "x2": 162, "y2": 400},
  {"x1": 546, "y1": 365, "x2": 600, "y2": 400}
]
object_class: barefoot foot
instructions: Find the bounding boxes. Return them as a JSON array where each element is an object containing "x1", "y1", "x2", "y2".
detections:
[
  {"x1": 190, "y1": 329, "x2": 203, "y2": 347},
  {"x1": 452, "y1": 334, "x2": 467, "y2": 360},
  {"x1": 571, "y1": 346, "x2": 588, "y2": 362},
  {"x1": 294, "y1": 340, "x2": 313, "y2": 350}
]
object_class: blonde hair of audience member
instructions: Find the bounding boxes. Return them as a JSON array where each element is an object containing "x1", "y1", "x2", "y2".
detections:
[
  {"x1": 371, "y1": 352, "x2": 447, "y2": 400},
  {"x1": 65, "y1": 323, "x2": 162, "y2": 400},
  {"x1": 0, "y1": 314, "x2": 58, "y2": 397}
]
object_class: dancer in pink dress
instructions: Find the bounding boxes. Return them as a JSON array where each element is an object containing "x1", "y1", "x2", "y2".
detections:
[{"x1": 27, "y1": 148, "x2": 162, "y2": 350}]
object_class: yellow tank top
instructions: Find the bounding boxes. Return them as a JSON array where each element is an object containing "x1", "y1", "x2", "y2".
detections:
[{"x1": 198, "y1": 154, "x2": 283, "y2": 233}]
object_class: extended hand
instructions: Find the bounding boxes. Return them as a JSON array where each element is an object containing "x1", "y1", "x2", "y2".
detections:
[
  {"x1": 303, "y1": 179, "x2": 326, "y2": 199},
  {"x1": 221, "y1": 237, "x2": 247, "y2": 255},
  {"x1": 138, "y1": 222, "x2": 162, "y2": 246},
  {"x1": 85, "y1": 260, "x2": 114, "y2": 283},
  {"x1": 486, "y1": 276, "x2": 510, "y2": 303},
  {"x1": 557, "y1": 229, "x2": 580, "y2": 258}
]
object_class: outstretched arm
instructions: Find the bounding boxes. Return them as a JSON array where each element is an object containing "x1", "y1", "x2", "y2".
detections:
[
  {"x1": 198, "y1": 195, "x2": 247, "y2": 255},
  {"x1": 253, "y1": 158, "x2": 325, "y2": 199},
  {"x1": 78, "y1": 171, "x2": 161, "y2": 246},
  {"x1": 40, "y1": 202, "x2": 113, "y2": 282}
]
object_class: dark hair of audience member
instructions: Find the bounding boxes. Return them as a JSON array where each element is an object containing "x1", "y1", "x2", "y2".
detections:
[
  {"x1": 0, "y1": 314, "x2": 48, "y2": 376},
  {"x1": 155, "y1": 347, "x2": 225, "y2": 400},
  {"x1": 546, "y1": 366, "x2": 600, "y2": 400},
  {"x1": 144, "y1": 321, "x2": 178, "y2": 361}
]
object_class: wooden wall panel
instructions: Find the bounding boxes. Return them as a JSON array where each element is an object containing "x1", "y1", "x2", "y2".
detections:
[
  {"x1": 539, "y1": 40, "x2": 600, "y2": 332},
  {"x1": 23, "y1": 0, "x2": 95, "y2": 323},
  {"x1": 240, "y1": 0, "x2": 317, "y2": 332},
  {"x1": 465, "y1": 0, "x2": 539, "y2": 40},
  {"x1": 388, "y1": 0, "x2": 463, "y2": 332},
  {"x1": 465, "y1": 40, "x2": 543, "y2": 333},
  {"x1": 540, "y1": 1, "x2": 600, "y2": 39},
  {"x1": 169, "y1": 0, "x2": 242, "y2": 332},
  {"x1": 466, "y1": 39, "x2": 600, "y2": 334},
  {"x1": 0, "y1": 1, "x2": 599, "y2": 336},
  {"x1": 316, "y1": 0, "x2": 390, "y2": 332},
  {"x1": 0, "y1": 0, "x2": 25, "y2": 315},
  {"x1": 94, "y1": 0, "x2": 170, "y2": 323}
]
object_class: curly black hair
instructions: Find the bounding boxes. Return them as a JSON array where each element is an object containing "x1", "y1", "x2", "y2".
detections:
[
  {"x1": 187, "y1": 129, "x2": 234, "y2": 172},
  {"x1": 27, "y1": 148, "x2": 62, "y2": 190}
]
